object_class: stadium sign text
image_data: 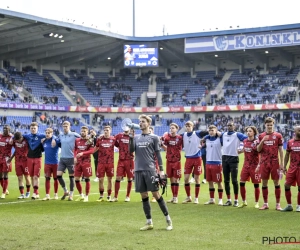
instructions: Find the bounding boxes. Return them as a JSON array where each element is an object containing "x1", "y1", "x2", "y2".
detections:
[{"x1": 185, "y1": 29, "x2": 300, "y2": 53}]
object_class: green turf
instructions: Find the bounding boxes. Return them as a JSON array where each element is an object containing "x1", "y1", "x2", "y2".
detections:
[{"x1": 0, "y1": 152, "x2": 299, "y2": 250}]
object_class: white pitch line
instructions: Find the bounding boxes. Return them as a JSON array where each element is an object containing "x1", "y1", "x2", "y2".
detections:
[{"x1": 0, "y1": 190, "x2": 129, "y2": 205}]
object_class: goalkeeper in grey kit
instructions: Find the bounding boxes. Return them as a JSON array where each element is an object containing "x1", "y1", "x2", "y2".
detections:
[{"x1": 129, "y1": 114, "x2": 173, "y2": 231}]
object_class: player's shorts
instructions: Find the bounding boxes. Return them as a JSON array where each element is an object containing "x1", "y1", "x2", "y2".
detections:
[
  {"x1": 97, "y1": 163, "x2": 114, "y2": 178},
  {"x1": 117, "y1": 159, "x2": 134, "y2": 179},
  {"x1": 260, "y1": 161, "x2": 279, "y2": 180},
  {"x1": 285, "y1": 167, "x2": 300, "y2": 186},
  {"x1": 206, "y1": 164, "x2": 223, "y2": 182},
  {"x1": 166, "y1": 161, "x2": 181, "y2": 179},
  {"x1": 58, "y1": 158, "x2": 74, "y2": 175},
  {"x1": 135, "y1": 170, "x2": 159, "y2": 193},
  {"x1": 0, "y1": 160, "x2": 12, "y2": 173},
  {"x1": 184, "y1": 157, "x2": 202, "y2": 175},
  {"x1": 75, "y1": 161, "x2": 92, "y2": 177},
  {"x1": 240, "y1": 165, "x2": 261, "y2": 184},
  {"x1": 44, "y1": 164, "x2": 58, "y2": 178},
  {"x1": 15, "y1": 158, "x2": 29, "y2": 176},
  {"x1": 27, "y1": 157, "x2": 42, "y2": 177}
]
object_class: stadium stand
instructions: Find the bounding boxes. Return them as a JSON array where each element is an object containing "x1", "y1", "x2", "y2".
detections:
[{"x1": 215, "y1": 66, "x2": 300, "y2": 105}]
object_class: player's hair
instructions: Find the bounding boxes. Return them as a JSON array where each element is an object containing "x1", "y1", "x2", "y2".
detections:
[
  {"x1": 139, "y1": 114, "x2": 152, "y2": 125},
  {"x1": 169, "y1": 123, "x2": 179, "y2": 130},
  {"x1": 208, "y1": 125, "x2": 217, "y2": 130},
  {"x1": 185, "y1": 121, "x2": 194, "y2": 127},
  {"x1": 81, "y1": 126, "x2": 89, "y2": 130},
  {"x1": 14, "y1": 131, "x2": 22, "y2": 140},
  {"x1": 3, "y1": 124, "x2": 10, "y2": 129},
  {"x1": 45, "y1": 128, "x2": 53, "y2": 133},
  {"x1": 62, "y1": 121, "x2": 70, "y2": 126},
  {"x1": 264, "y1": 117, "x2": 274, "y2": 124},
  {"x1": 245, "y1": 126, "x2": 258, "y2": 136},
  {"x1": 104, "y1": 125, "x2": 111, "y2": 130},
  {"x1": 30, "y1": 122, "x2": 38, "y2": 127}
]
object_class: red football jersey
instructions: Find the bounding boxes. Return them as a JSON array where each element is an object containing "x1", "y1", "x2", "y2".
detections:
[
  {"x1": 243, "y1": 138, "x2": 259, "y2": 167},
  {"x1": 286, "y1": 138, "x2": 300, "y2": 168},
  {"x1": 115, "y1": 133, "x2": 134, "y2": 160},
  {"x1": 13, "y1": 139, "x2": 29, "y2": 161},
  {"x1": 163, "y1": 134, "x2": 183, "y2": 162},
  {"x1": 96, "y1": 136, "x2": 115, "y2": 164},
  {"x1": 75, "y1": 138, "x2": 94, "y2": 161},
  {"x1": 258, "y1": 132, "x2": 283, "y2": 163},
  {"x1": 0, "y1": 134, "x2": 13, "y2": 161}
]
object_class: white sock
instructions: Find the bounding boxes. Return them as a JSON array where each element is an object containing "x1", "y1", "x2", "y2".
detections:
[
  {"x1": 165, "y1": 215, "x2": 171, "y2": 221},
  {"x1": 147, "y1": 219, "x2": 153, "y2": 224}
]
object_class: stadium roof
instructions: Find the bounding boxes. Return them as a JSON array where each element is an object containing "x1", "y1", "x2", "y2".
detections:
[{"x1": 1, "y1": 8, "x2": 300, "y2": 69}]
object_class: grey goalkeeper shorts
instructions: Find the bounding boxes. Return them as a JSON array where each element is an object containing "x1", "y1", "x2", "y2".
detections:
[
  {"x1": 58, "y1": 158, "x2": 74, "y2": 175},
  {"x1": 135, "y1": 170, "x2": 159, "y2": 193}
]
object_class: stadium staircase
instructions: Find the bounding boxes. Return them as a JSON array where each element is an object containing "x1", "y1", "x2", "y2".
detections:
[
  {"x1": 204, "y1": 71, "x2": 233, "y2": 105},
  {"x1": 47, "y1": 71, "x2": 79, "y2": 106}
]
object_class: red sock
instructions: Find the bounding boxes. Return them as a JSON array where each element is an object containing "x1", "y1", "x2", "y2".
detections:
[
  {"x1": 218, "y1": 189, "x2": 223, "y2": 199},
  {"x1": 209, "y1": 188, "x2": 215, "y2": 199},
  {"x1": 240, "y1": 186, "x2": 246, "y2": 201},
  {"x1": 114, "y1": 180, "x2": 120, "y2": 198},
  {"x1": 126, "y1": 181, "x2": 132, "y2": 197},
  {"x1": 185, "y1": 184, "x2": 191, "y2": 197},
  {"x1": 2, "y1": 179, "x2": 8, "y2": 193},
  {"x1": 26, "y1": 185, "x2": 31, "y2": 192},
  {"x1": 254, "y1": 187, "x2": 260, "y2": 202},
  {"x1": 54, "y1": 179, "x2": 59, "y2": 193},
  {"x1": 85, "y1": 182, "x2": 90, "y2": 196},
  {"x1": 227, "y1": 194, "x2": 231, "y2": 200},
  {"x1": 262, "y1": 187, "x2": 268, "y2": 203},
  {"x1": 174, "y1": 184, "x2": 179, "y2": 197},
  {"x1": 107, "y1": 189, "x2": 112, "y2": 196},
  {"x1": 19, "y1": 186, "x2": 24, "y2": 194},
  {"x1": 298, "y1": 191, "x2": 300, "y2": 205},
  {"x1": 0, "y1": 179, "x2": 3, "y2": 188},
  {"x1": 275, "y1": 186, "x2": 281, "y2": 203},
  {"x1": 171, "y1": 183, "x2": 175, "y2": 196},
  {"x1": 33, "y1": 186, "x2": 39, "y2": 195},
  {"x1": 75, "y1": 181, "x2": 82, "y2": 194},
  {"x1": 234, "y1": 193, "x2": 238, "y2": 200},
  {"x1": 285, "y1": 189, "x2": 292, "y2": 204},
  {"x1": 195, "y1": 184, "x2": 200, "y2": 198},
  {"x1": 45, "y1": 179, "x2": 51, "y2": 194}
]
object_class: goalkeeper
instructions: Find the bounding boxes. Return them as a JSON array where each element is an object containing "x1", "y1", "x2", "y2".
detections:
[{"x1": 129, "y1": 114, "x2": 172, "y2": 231}]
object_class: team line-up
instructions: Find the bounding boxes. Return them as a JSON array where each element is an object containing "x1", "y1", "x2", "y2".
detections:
[{"x1": 0, "y1": 115, "x2": 300, "y2": 226}]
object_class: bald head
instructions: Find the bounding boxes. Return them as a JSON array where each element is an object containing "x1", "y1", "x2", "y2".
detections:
[{"x1": 294, "y1": 126, "x2": 300, "y2": 139}]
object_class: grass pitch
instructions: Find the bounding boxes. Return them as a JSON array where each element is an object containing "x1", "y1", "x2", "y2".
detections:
[{"x1": 0, "y1": 152, "x2": 299, "y2": 250}]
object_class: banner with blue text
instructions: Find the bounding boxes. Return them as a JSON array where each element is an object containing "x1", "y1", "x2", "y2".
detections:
[{"x1": 185, "y1": 29, "x2": 300, "y2": 53}]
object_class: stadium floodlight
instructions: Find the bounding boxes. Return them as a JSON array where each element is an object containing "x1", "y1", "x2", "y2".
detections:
[
  {"x1": 49, "y1": 33, "x2": 53, "y2": 36},
  {"x1": 58, "y1": 35, "x2": 63, "y2": 38},
  {"x1": 160, "y1": 47, "x2": 163, "y2": 50},
  {"x1": 107, "y1": 57, "x2": 111, "y2": 60},
  {"x1": 215, "y1": 55, "x2": 218, "y2": 57},
  {"x1": 265, "y1": 51, "x2": 269, "y2": 54},
  {"x1": 54, "y1": 34, "x2": 58, "y2": 38},
  {"x1": 61, "y1": 40, "x2": 65, "y2": 43}
]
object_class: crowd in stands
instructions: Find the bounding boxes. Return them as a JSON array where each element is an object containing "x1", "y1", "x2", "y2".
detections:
[
  {"x1": 40, "y1": 96, "x2": 58, "y2": 105},
  {"x1": 0, "y1": 116, "x2": 7, "y2": 125}
]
